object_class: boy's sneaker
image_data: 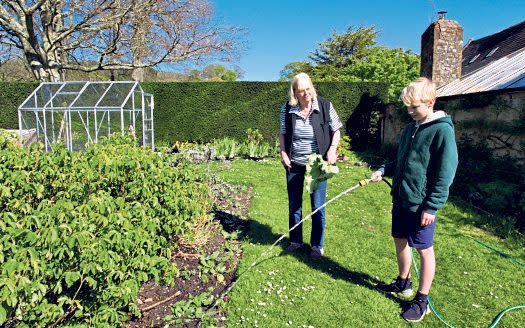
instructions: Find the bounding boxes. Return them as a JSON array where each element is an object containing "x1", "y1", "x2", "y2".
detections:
[
  {"x1": 402, "y1": 297, "x2": 430, "y2": 322},
  {"x1": 376, "y1": 276, "x2": 414, "y2": 299},
  {"x1": 310, "y1": 246, "x2": 324, "y2": 258},
  {"x1": 285, "y1": 242, "x2": 303, "y2": 252}
]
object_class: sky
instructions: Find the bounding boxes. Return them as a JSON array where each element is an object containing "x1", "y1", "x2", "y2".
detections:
[{"x1": 212, "y1": 0, "x2": 525, "y2": 81}]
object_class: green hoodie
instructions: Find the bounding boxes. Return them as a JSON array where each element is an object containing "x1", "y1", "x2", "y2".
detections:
[{"x1": 380, "y1": 111, "x2": 458, "y2": 215}]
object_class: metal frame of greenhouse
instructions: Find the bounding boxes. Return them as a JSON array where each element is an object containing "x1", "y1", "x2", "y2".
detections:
[{"x1": 18, "y1": 81, "x2": 154, "y2": 151}]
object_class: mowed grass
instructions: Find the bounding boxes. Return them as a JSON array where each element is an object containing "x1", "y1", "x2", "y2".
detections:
[{"x1": 213, "y1": 157, "x2": 525, "y2": 327}]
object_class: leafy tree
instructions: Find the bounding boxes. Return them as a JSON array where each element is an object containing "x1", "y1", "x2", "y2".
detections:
[
  {"x1": 310, "y1": 26, "x2": 378, "y2": 69},
  {"x1": 221, "y1": 70, "x2": 237, "y2": 81},
  {"x1": 322, "y1": 47, "x2": 420, "y2": 100},
  {"x1": 279, "y1": 61, "x2": 315, "y2": 80},
  {"x1": 202, "y1": 64, "x2": 237, "y2": 81},
  {"x1": 279, "y1": 25, "x2": 420, "y2": 101}
]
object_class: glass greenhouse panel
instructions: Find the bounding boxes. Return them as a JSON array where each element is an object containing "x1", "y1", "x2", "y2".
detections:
[{"x1": 17, "y1": 81, "x2": 154, "y2": 151}]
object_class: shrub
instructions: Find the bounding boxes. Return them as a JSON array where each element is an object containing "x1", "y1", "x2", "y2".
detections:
[{"x1": 0, "y1": 133, "x2": 211, "y2": 326}]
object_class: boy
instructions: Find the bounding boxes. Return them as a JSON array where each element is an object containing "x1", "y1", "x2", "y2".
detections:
[{"x1": 371, "y1": 77, "x2": 458, "y2": 322}]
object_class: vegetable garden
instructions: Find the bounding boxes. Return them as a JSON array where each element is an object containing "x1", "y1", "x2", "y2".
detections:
[
  {"x1": 0, "y1": 133, "x2": 211, "y2": 326},
  {"x1": 1, "y1": 131, "x2": 523, "y2": 327}
]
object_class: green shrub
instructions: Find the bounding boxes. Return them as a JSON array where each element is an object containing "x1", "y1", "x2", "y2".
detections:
[
  {"x1": 0, "y1": 82, "x2": 387, "y2": 150},
  {"x1": 0, "y1": 133, "x2": 211, "y2": 326},
  {"x1": 478, "y1": 181, "x2": 519, "y2": 213},
  {"x1": 0, "y1": 82, "x2": 38, "y2": 128}
]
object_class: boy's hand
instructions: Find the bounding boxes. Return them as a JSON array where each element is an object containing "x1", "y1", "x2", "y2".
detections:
[
  {"x1": 370, "y1": 170, "x2": 383, "y2": 182},
  {"x1": 421, "y1": 212, "x2": 436, "y2": 226}
]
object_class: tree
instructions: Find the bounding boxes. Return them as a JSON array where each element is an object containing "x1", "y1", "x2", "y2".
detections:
[
  {"x1": 202, "y1": 64, "x2": 237, "y2": 81},
  {"x1": 278, "y1": 61, "x2": 315, "y2": 80},
  {"x1": 0, "y1": 0, "x2": 244, "y2": 82},
  {"x1": 220, "y1": 69, "x2": 236, "y2": 81},
  {"x1": 279, "y1": 25, "x2": 420, "y2": 101},
  {"x1": 325, "y1": 47, "x2": 420, "y2": 100},
  {"x1": 310, "y1": 26, "x2": 378, "y2": 69}
]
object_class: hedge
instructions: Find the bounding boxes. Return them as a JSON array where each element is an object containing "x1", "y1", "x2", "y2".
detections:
[
  {"x1": 0, "y1": 81, "x2": 388, "y2": 149},
  {"x1": 0, "y1": 82, "x2": 38, "y2": 129},
  {"x1": 141, "y1": 82, "x2": 388, "y2": 148}
]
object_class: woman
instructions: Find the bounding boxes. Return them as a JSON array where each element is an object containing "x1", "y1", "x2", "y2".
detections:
[{"x1": 279, "y1": 72, "x2": 342, "y2": 258}]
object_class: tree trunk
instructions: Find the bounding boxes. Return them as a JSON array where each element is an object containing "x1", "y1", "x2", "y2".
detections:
[
  {"x1": 131, "y1": 67, "x2": 144, "y2": 82},
  {"x1": 28, "y1": 59, "x2": 63, "y2": 82}
]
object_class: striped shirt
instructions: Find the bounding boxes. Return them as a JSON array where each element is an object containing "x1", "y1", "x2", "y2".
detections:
[{"x1": 279, "y1": 99, "x2": 342, "y2": 166}]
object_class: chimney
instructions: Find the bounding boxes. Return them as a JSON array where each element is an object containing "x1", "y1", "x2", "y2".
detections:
[{"x1": 420, "y1": 12, "x2": 463, "y2": 88}]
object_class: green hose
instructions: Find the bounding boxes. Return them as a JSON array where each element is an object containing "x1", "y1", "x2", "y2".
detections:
[
  {"x1": 472, "y1": 239, "x2": 525, "y2": 327},
  {"x1": 473, "y1": 239, "x2": 525, "y2": 267},
  {"x1": 488, "y1": 304, "x2": 525, "y2": 328},
  {"x1": 411, "y1": 248, "x2": 456, "y2": 328},
  {"x1": 410, "y1": 238, "x2": 525, "y2": 328},
  {"x1": 377, "y1": 177, "x2": 523, "y2": 327}
]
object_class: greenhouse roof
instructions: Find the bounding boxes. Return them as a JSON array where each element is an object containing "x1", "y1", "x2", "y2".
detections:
[{"x1": 19, "y1": 81, "x2": 148, "y2": 111}]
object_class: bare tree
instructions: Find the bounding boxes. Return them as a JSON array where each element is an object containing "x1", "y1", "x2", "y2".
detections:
[{"x1": 0, "y1": 0, "x2": 244, "y2": 81}]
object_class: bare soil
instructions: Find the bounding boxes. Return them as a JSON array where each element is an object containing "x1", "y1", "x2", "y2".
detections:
[{"x1": 126, "y1": 183, "x2": 252, "y2": 327}]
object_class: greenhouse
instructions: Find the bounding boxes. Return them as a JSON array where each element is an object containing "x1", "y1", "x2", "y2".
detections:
[{"x1": 18, "y1": 81, "x2": 154, "y2": 151}]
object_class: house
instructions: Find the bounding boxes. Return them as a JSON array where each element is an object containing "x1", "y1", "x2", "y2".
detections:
[
  {"x1": 382, "y1": 14, "x2": 525, "y2": 163},
  {"x1": 436, "y1": 19, "x2": 525, "y2": 95}
]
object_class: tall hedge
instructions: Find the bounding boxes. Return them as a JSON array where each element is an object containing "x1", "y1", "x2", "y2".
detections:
[
  {"x1": 141, "y1": 82, "x2": 388, "y2": 146},
  {"x1": 0, "y1": 81, "x2": 388, "y2": 148},
  {"x1": 0, "y1": 82, "x2": 38, "y2": 129}
]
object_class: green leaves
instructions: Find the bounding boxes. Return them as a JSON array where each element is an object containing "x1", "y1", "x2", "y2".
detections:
[
  {"x1": 0, "y1": 134, "x2": 212, "y2": 326},
  {"x1": 64, "y1": 272, "x2": 81, "y2": 288},
  {"x1": 305, "y1": 154, "x2": 339, "y2": 193}
]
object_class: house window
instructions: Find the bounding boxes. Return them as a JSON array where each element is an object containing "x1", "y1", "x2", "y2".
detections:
[
  {"x1": 486, "y1": 47, "x2": 499, "y2": 58},
  {"x1": 468, "y1": 54, "x2": 480, "y2": 64}
]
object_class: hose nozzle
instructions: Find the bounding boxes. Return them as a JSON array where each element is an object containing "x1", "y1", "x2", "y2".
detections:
[{"x1": 359, "y1": 178, "x2": 371, "y2": 187}]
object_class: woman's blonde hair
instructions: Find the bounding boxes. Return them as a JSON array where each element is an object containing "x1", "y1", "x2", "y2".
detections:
[
  {"x1": 288, "y1": 73, "x2": 317, "y2": 106},
  {"x1": 400, "y1": 77, "x2": 436, "y2": 106}
]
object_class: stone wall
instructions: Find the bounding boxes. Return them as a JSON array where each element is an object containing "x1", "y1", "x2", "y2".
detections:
[
  {"x1": 381, "y1": 89, "x2": 525, "y2": 164},
  {"x1": 420, "y1": 18, "x2": 463, "y2": 88}
]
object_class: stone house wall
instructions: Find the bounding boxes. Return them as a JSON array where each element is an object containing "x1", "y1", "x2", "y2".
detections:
[{"x1": 381, "y1": 88, "x2": 525, "y2": 164}]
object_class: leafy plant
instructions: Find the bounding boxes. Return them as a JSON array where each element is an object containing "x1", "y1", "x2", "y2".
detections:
[
  {"x1": 165, "y1": 288, "x2": 221, "y2": 326},
  {"x1": 212, "y1": 137, "x2": 238, "y2": 160},
  {"x1": 337, "y1": 135, "x2": 352, "y2": 159},
  {"x1": 305, "y1": 154, "x2": 339, "y2": 193},
  {"x1": 0, "y1": 132, "x2": 212, "y2": 326}
]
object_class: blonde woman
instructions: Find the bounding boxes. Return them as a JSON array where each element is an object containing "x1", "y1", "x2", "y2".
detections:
[{"x1": 278, "y1": 73, "x2": 342, "y2": 258}]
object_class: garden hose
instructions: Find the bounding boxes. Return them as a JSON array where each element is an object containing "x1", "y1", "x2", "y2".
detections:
[
  {"x1": 411, "y1": 239, "x2": 525, "y2": 328},
  {"x1": 472, "y1": 239, "x2": 525, "y2": 328},
  {"x1": 488, "y1": 304, "x2": 525, "y2": 328},
  {"x1": 376, "y1": 179, "x2": 524, "y2": 328},
  {"x1": 411, "y1": 248, "x2": 456, "y2": 328},
  {"x1": 473, "y1": 239, "x2": 525, "y2": 267}
]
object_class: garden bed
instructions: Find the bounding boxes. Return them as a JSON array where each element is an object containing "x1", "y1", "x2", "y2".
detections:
[{"x1": 128, "y1": 182, "x2": 252, "y2": 327}]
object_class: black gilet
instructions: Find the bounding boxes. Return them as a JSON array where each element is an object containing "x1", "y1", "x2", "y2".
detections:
[{"x1": 283, "y1": 97, "x2": 332, "y2": 160}]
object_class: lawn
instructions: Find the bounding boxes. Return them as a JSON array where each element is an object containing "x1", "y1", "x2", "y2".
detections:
[{"x1": 213, "y1": 156, "x2": 525, "y2": 327}]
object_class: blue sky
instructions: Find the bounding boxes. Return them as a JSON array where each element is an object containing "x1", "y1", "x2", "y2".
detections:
[{"x1": 212, "y1": 0, "x2": 525, "y2": 81}]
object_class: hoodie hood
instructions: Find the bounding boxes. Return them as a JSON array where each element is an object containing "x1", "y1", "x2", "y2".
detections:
[{"x1": 417, "y1": 110, "x2": 452, "y2": 127}]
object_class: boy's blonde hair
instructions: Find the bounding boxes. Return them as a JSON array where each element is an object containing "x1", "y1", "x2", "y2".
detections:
[
  {"x1": 288, "y1": 73, "x2": 318, "y2": 106},
  {"x1": 400, "y1": 77, "x2": 436, "y2": 106}
]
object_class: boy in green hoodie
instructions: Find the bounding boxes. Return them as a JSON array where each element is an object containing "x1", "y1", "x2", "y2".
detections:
[{"x1": 371, "y1": 77, "x2": 458, "y2": 322}]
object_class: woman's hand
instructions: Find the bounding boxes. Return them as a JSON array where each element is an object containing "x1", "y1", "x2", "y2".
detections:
[
  {"x1": 280, "y1": 151, "x2": 292, "y2": 170},
  {"x1": 370, "y1": 170, "x2": 383, "y2": 182},
  {"x1": 326, "y1": 146, "x2": 337, "y2": 165}
]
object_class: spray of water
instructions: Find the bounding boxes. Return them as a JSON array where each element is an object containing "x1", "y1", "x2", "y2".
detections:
[{"x1": 209, "y1": 178, "x2": 373, "y2": 309}]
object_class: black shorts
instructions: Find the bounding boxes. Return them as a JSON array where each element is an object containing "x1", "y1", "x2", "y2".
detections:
[{"x1": 391, "y1": 206, "x2": 436, "y2": 249}]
